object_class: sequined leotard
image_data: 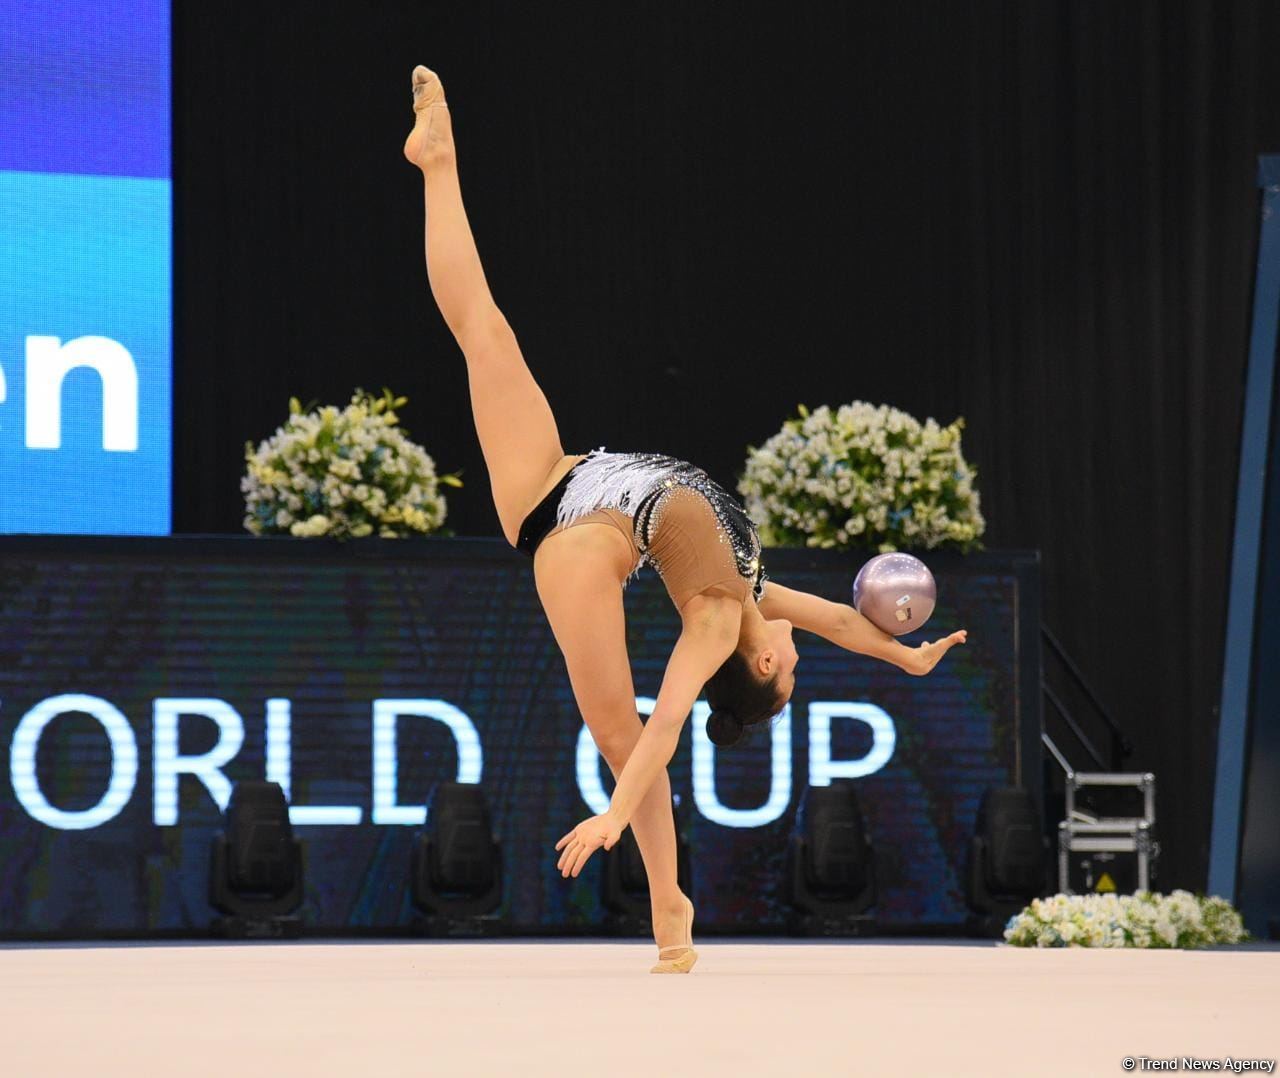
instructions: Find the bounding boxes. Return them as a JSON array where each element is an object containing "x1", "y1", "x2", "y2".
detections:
[{"x1": 543, "y1": 450, "x2": 766, "y2": 610}]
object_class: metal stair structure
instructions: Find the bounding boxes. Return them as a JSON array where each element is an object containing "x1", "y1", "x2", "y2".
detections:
[{"x1": 1041, "y1": 626, "x2": 1156, "y2": 894}]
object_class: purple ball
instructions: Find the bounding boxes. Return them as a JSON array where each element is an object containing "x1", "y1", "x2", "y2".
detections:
[{"x1": 852, "y1": 553, "x2": 937, "y2": 637}]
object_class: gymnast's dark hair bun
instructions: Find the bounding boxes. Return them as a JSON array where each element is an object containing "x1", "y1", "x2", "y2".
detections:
[
  {"x1": 706, "y1": 707, "x2": 745, "y2": 747},
  {"x1": 703, "y1": 650, "x2": 785, "y2": 749}
]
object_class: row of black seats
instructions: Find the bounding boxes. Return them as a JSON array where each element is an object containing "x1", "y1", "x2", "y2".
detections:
[{"x1": 210, "y1": 780, "x2": 1044, "y2": 936}]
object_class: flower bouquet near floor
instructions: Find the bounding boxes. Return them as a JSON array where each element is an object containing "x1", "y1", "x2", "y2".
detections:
[
  {"x1": 1003, "y1": 891, "x2": 1249, "y2": 949},
  {"x1": 738, "y1": 401, "x2": 985, "y2": 553},
  {"x1": 242, "y1": 388, "x2": 460, "y2": 539}
]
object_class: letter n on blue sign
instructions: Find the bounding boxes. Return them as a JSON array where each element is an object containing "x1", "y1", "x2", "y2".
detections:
[{"x1": 0, "y1": 171, "x2": 171, "y2": 534}]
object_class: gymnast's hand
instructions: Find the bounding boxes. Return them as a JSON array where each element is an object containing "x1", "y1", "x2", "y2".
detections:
[
  {"x1": 903, "y1": 630, "x2": 968, "y2": 676},
  {"x1": 555, "y1": 813, "x2": 624, "y2": 878}
]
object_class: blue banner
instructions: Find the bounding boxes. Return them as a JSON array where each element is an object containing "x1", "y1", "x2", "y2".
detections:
[{"x1": 0, "y1": 0, "x2": 171, "y2": 534}]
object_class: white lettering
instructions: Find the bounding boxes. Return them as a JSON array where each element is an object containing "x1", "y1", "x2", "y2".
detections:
[
  {"x1": 808, "y1": 701, "x2": 896, "y2": 784},
  {"x1": 371, "y1": 699, "x2": 482, "y2": 825},
  {"x1": 152, "y1": 698, "x2": 245, "y2": 825},
  {"x1": 574, "y1": 696, "x2": 657, "y2": 816},
  {"x1": 25, "y1": 334, "x2": 139, "y2": 451},
  {"x1": 575, "y1": 725, "x2": 612, "y2": 817},
  {"x1": 7, "y1": 692, "x2": 901, "y2": 831},
  {"x1": 692, "y1": 702, "x2": 793, "y2": 827},
  {"x1": 9, "y1": 694, "x2": 138, "y2": 830},
  {"x1": 264, "y1": 698, "x2": 362, "y2": 825}
]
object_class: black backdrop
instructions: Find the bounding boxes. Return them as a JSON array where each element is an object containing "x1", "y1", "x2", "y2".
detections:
[{"x1": 173, "y1": 1, "x2": 1280, "y2": 894}]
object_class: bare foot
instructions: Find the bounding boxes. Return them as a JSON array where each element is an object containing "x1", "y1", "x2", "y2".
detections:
[{"x1": 403, "y1": 65, "x2": 452, "y2": 170}]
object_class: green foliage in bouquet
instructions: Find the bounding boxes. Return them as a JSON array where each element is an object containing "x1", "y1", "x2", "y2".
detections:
[
  {"x1": 1003, "y1": 891, "x2": 1249, "y2": 949},
  {"x1": 738, "y1": 401, "x2": 986, "y2": 553},
  {"x1": 242, "y1": 388, "x2": 461, "y2": 539}
]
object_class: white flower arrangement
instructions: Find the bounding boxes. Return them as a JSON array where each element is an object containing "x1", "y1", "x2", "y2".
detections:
[
  {"x1": 242, "y1": 389, "x2": 459, "y2": 539},
  {"x1": 738, "y1": 401, "x2": 986, "y2": 553},
  {"x1": 1003, "y1": 891, "x2": 1248, "y2": 949}
]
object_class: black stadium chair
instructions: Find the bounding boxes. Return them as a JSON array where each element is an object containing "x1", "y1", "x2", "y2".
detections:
[
  {"x1": 411, "y1": 782, "x2": 504, "y2": 922},
  {"x1": 965, "y1": 785, "x2": 1046, "y2": 935},
  {"x1": 788, "y1": 782, "x2": 877, "y2": 933},
  {"x1": 210, "y1": 780, "x2": 304, "y2": 935}
]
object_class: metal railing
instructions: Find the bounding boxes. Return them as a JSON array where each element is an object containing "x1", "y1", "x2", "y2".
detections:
[{"x1": 1040, "y1": 623, "x2": 1133, "y2": 775}]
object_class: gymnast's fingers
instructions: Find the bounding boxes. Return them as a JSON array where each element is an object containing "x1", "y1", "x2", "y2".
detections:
[
  {"x1": 556, "y1": 840, "x2": 574, "y2": 872},
  {"x1": 559, "y1": 841, "x2": 581, "y2": 877},
  {"x1": 558, "y1": 841, "x2": 578, "y2": 874}
]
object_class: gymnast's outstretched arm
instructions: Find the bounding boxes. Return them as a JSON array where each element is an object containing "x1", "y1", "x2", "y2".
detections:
[
  {"x1": 759, "y1": 580, "x2": 966, "y2": 675},
  {"x1": 554, "y1": 596, "x2": 740, "y2": 877}
]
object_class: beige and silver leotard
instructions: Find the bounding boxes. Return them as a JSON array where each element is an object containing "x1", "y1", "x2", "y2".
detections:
[{"x1": 538, "y1": 450, "x2": 767, "y2": 611}]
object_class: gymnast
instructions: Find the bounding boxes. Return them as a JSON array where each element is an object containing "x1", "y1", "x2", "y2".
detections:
[{"x1": 403, "y1": 66, "x2": 966, "y2": 972}]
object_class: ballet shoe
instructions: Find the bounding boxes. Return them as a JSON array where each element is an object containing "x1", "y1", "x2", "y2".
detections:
[
  {"x1": 650, "y1": 896, "x2": 698, "y2": 974},
  {"x1": 411, "y1": 65, "x2": 447, "y2": 113},
  {"x1": 404, "y1": 65, "x2": 450, "y2": 168}
]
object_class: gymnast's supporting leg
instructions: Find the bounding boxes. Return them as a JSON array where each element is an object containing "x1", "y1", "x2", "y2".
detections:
[
  {"x1": 536, "y1": 552, "x2": 693, "y2": 965},
  {"x1": 404, "y1": 66, "x2": 565, "y2": 544},
  {"x1": 605, "y1": 748, "x2": 693, "y2": 963}
]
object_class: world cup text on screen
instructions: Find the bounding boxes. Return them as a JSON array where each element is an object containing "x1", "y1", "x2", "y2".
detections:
[
  {"x1": 577, "y1": 698, "x2": 897, "y2": 827},
  {"x1": 5, "y1": 694, "x2": 897, "y2": 832}
]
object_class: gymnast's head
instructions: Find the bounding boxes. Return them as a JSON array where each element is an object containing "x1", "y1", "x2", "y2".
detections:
[{"x1": 703, "y1": 617, "x2": 797, "y2": 747}]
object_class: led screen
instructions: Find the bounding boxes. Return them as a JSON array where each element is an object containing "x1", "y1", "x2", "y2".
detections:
[
  {"x1": 0, "y1": 538, "x2": 1039, "y2": 936},
  {"x1": 0, "y1": 0, "x2": 171, "y2": 534}
]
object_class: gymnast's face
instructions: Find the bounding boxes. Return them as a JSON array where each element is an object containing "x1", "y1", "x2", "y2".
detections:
[{"x1": 764, "y1": 618, "x2": 799, "y2": 703}]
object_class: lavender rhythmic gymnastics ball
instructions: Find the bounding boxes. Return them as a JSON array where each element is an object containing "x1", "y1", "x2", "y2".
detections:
[{"x1": 852, "y1": 553, "x2": 936, "y2": 636}]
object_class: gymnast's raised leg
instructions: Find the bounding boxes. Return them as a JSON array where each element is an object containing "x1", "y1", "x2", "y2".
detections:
[{"x1": 402, "y1": 67, "x2": 567, "y2": 542}]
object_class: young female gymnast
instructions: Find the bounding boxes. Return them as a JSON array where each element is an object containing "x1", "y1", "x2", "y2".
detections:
[{"x1": 403, "y1": 66, "x2": 967, "y2": 972}]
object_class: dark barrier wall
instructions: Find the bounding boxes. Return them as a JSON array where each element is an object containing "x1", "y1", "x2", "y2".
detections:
[
  {"x1": 173, "y1": 3, "x2": 1280, "y2": 892},
  {"x1": 1238, "y1": 340, "x2": 1280, "y2": 934},
  {"x1": 0, "y1": 539, "x2": 1038, "y2": 936}
]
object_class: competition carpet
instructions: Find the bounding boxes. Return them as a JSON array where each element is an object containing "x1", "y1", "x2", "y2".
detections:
[{"x1": 1, "y1": 939, "x2": 1276, "y2": 1076}]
